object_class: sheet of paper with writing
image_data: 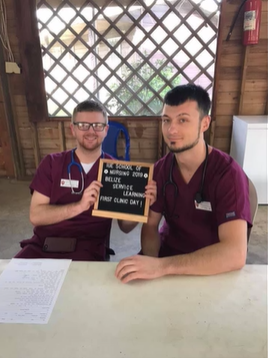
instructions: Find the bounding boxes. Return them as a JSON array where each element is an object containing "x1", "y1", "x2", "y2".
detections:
[{"x1": 0, "y1": 258, "x2": 71, "y2": 324}]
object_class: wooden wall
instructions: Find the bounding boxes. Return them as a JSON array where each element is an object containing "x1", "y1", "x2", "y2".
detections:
[
  {"x1": 0, "y1": 0, "x2": 267, "y2": 178},
  {"x1": 210, "y1": 0, "x2": 268, "y2": 152},
  {"x1": 23, "y1": 117, "x2": 162, "y2": 176}
]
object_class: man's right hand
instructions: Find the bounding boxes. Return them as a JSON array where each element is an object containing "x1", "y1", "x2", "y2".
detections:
[
  {"x1": 30, "y1": 181, "x2": 103, "y2": 227},
  {"x1": 115, "y1": 255, "x2": 165, "y2": 283},
  {"x1": 79, "y1": 180, "x2": 103, "y2": 211}
]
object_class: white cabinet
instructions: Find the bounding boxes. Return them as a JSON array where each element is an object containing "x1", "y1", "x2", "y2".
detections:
[{"x1": 230, "y1": 115, "x2": 268, "y2": 204}]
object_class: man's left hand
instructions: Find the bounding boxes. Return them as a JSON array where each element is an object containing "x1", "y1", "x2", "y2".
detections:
[
  {"x1": 145, "y1": 180, "x2": 157, "y2": 206},
  {"x1": 115, "y1": 255, "x2": 164, "y2": 283}
]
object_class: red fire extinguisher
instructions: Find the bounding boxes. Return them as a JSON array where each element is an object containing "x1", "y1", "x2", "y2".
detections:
[{"x1": 243, "y1": 0, "x2": 262, "y2": 45}]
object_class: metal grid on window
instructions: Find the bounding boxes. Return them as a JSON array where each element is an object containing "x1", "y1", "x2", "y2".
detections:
[{"x1": 37, "y1": 0, "x2": 221, "y2": 116}]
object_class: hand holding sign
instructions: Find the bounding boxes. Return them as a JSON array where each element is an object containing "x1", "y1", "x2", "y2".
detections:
[
  {"x1": 145, "y1": 180, "x2": 157, "y2": 206},
  {"x1": 80, "y1": 180, "x2": 103, "y2": 211},
  {"x1": 92, "y1": 159, "x2": 154, "y2": 223}
]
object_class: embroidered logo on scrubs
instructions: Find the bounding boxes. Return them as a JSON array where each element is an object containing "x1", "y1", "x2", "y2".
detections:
[{"x1": 226, "y1": 211, "x2": 236, "y2": 219}]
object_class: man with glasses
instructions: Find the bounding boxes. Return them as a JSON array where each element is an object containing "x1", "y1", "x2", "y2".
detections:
[{"x1": 15, "y1": 100, "x2": 156, "y2": 261}]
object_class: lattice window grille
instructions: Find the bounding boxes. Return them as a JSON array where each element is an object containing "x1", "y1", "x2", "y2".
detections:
[{"x1": 37, "y1": 0, "x2": 221, "y2": 116}]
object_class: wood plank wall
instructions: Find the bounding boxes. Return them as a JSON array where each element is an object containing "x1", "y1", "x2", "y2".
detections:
[
  {"x1": 0, "y1": 0, "x2": 267, "y2": 178},
  {"x1": 211, "y1": 0, "x2": 268, "y2": 153}
]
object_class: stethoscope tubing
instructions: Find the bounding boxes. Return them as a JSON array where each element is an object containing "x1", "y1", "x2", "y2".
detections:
[
  {"x1": 68, "y1": 149, "x2": 84, "y2": 195},
  {"x1": 68, "y1": 149, "x2": 104, "y2": 195},
  {"x1": 163, "y1": 142, "x2": 209, "y2": 217}
]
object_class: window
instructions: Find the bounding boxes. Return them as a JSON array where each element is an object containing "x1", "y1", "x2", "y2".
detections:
[{"x1": 37, "y1": 0, "x2": 221, "y2": 116}]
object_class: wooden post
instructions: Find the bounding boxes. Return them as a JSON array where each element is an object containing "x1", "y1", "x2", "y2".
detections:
[
  {"x1": 238, "y1": 46, "x2": 250, "y2": 114},
  {"x1": 209, "y1": 0, "x2": 226, "y2": 147},
  {"x1": 0, "y1": 41, "x2": 25, "y2": 178},
  {"x1": 209, "y1": 120, "x2": 216, "y2": 148},
  {"x1": 58, "y1": 121, "x2": 66, "y2": 152},
  {"x1": 14, "y1": 0, "x2": 48, "y2": 123},
  {"x1": 31, "y1": 123, "x2": 41, "y2": 169}
]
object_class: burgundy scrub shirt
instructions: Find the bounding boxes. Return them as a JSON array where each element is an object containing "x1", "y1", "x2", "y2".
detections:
[
  {"x1": 15, "y1": 150, "x2": 113, "y2": 261},
  {"x1": 150, "y1": 147, "x2": 252, "y2": 257}
]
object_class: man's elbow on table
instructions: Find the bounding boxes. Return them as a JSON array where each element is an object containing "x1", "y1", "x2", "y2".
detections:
[
  {"x1": 219, "y1": 219, "x2": 248, "y2": 272},
  {"x1": 232, "y1": 248, "x2": 247, "y2": 271},
  {"x1": 216, "y1": 239, "x2": 247, "y2": 273}
]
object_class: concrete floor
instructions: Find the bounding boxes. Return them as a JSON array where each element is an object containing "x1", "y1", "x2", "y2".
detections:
[{"x1": 0, "y1": 178, "x2": 267, "y2": 264}]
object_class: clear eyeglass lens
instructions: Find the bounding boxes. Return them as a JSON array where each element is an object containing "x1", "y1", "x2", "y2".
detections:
[
  {"x1": 93, "y1": 123, "x2": 105, "y2": 131},
  {"x1": 78, "y1": 123, "x2": 89, "y2": 131},
  {"x1": 75, "y1": 122, "x2": 105, "y2": 131}
]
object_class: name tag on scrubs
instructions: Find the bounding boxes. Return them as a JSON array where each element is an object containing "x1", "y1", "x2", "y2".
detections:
[
  {"x1": 60, "y1": 179, "x2": 79, "y2": 188},
  {"x1": 195, "y1": 200, "x2": 212, "y2": 212}
]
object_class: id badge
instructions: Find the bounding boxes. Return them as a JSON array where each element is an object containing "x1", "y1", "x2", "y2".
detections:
[
  {"x1": 60, "y1": 179, "x2": 79, "y2": 188},
  {"x1": 194, "y1": 200, "x2": 212, "y2": 212}
]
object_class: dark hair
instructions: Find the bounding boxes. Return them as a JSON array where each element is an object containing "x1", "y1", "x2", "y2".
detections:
[
  {"x1": 163, "y1": 84, "x2": 211, "y2": 118},
  {"x1": 72, "y1": 100, "x2": 108, "y2": 123}
]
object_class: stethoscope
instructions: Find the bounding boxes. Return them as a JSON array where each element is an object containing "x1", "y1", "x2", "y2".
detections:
[
  {"x1": 163, "y1": 142, "x2": 209, "y2": 218},
  {"x1": 67, "y1": 149, "x2": 104, "y2": 195}
]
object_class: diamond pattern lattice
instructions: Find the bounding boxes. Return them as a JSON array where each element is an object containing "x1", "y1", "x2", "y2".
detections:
[{"x1": 36, "y1": 0, "x2": 221, "y2": 116}]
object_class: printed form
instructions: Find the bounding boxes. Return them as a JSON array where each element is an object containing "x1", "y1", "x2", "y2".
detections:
[{"x1": 0, "y1": 259, "x2": 71, "y2": 324}]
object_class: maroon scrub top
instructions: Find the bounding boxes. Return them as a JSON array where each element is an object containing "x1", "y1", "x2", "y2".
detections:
[
  {"x1": 150, "y1": 147, "x2": 252, "y2": 257},
  {"x1": 15, "y1": 150, "x2": 113, "y2": 261}
]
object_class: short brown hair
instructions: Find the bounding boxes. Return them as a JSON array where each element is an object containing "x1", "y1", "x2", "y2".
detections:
[
  {"x1": 72, "y1": 100, "x2": 108, "y2": 123},
  {"x1": 164, "y1": 84, "x2": 211, "y2": 120}
]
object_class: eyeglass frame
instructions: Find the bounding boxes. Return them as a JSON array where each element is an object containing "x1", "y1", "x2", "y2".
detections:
[{"x1": 73, "y1": 121, "x2": 107, "y2": 132}]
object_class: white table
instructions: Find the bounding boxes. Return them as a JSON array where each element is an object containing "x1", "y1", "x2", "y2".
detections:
[{"x1": 0, "y1": 261, "x2": 267, "y2": 358}]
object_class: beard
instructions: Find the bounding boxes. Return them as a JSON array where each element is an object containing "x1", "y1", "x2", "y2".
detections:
[
  {"x1": 167, "y1": 137, "x2": 199, "y2": 153},
  {"x1": 166, "y1": 125, "x2": 201, "y2": 154},
  {"x1": 78, "y1": 135, "x2": 102, "y2": 152}
]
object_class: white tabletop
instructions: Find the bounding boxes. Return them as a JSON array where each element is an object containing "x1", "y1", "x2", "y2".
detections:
[{"x1": 0, "y1": 261, "x2": 267, "y2": 358}]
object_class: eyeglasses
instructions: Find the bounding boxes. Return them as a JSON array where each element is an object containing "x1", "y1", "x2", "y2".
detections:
[{"x1": 73, "y1": 122, "x2": 106, "y2": 132}]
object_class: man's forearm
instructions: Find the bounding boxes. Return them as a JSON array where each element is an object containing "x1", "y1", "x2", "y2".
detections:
[
  {"x1": 161, "y1": 241, "x2": 246, "y2": 276},
  {"x1": 141, "y1": 225, "x2": 161, "y2": 257},
  {"x1": 30, "y1": 202, "x2": 83, "y2": 226}
]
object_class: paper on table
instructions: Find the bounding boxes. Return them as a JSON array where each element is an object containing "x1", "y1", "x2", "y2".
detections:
[{"x1": 0, "y1": 258, "x2": 71, "y2": 324}]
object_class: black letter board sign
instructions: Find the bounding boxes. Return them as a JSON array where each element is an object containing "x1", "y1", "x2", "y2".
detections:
[{"x1": 92, "y1": 159, "x2": 154, "y2": 223}]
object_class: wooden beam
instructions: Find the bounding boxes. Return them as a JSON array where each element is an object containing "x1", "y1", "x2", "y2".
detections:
[
  {"x1": 0, "y1": 41, "x2": 25, "y2": 178},
  {"x1": 238, "y1": 46, "x2": 250, "y2": 114},
  {"x1": 50, "y1": 116, "x2": 162, "y2": 123},
  {"x1": 31, "y1": 123, "x2": 41, "y2": 169},
  {"x1": 14, "y1": 0, "x2": 48, "y2": 123},
  {"x1": 210, "y1": 0, "x2": 227, "y2": 146},
  {"x1": 58, "y1": 121, "x2": 66, "y2": 152}
]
